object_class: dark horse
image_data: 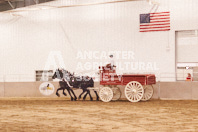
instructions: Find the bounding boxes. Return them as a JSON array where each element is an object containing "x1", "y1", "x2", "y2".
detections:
[
  {"x1": 52, "y1": 69, "x2": 77, "y2": 101},
  {"x1": 52, "y1": 69, "x2": 99, "y2": 101}
]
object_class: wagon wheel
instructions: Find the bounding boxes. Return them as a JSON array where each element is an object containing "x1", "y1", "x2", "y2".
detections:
[
  {"x1": 141, "y1": 85, "x2": 154, "y2": 101},
  {"x1": 111, "y1": 87, "x2": 122, "y2": 101},
  {"x1": 99, "y1": 87, "x2": 113, "y2": 102},
  {"x1": 124, "y1": 81, "x2": 144, "y2": 102}
]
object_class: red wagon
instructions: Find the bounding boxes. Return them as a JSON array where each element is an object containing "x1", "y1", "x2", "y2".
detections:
[{"x1": 98, "y1": 66, "x2": 156, "y2": 102}]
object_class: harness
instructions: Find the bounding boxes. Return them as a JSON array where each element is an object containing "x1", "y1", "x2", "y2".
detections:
[{"x1": 62, "y1": 78, "x2": 73, "y2": 88}]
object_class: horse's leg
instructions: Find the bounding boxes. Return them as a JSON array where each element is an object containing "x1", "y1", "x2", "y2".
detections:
[
  {"x1": 56, "y1": 87, "x2": 63, "y2": 97},
  {"x1": 63, "y1": 88, "x2": 67, "y2": 96},
  {"x1": 94, "y1": 90, "x2": 99, "y2": 101},
  {"x1": 70, "y1": 89, "x2": 77, "y2": 101},
  {"x1": 83, "y1": 90, "x2": 93, "y2": 101},
  {"x1": 83, "y1": 90, "x2": 88, "y2": 100},
  {"x1": 78, "y1": 89, "x2": 86, "y2": 100},
  {"x1": 87, "y1": 90, "x2": 93, "y2": 101},
  {"x1": 66, "y1": 88, "x2": 74, "y2": 101}
]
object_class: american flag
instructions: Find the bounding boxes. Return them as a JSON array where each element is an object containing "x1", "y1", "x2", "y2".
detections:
[{"x1": 140, "y1": 12, "x2": 170, "y2": 32}]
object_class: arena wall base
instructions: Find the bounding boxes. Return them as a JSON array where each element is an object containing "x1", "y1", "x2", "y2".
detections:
[
  {"x1": 0, "y1": 82, "x2": 197, "y2": 100},
  {"x1": 0, "y1": 83, "x2": 4, "y2": 97},
  {"x1": 191, "y1": 82, "x2": 198, "y2": 100},
  {"x1": 159, "y1": 82, "x2": 198, "y2": 100}
]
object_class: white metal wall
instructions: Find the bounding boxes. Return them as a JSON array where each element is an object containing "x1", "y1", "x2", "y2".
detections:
[{"x1": 0, "y1": 0, "x2": 198, "y2": 81}]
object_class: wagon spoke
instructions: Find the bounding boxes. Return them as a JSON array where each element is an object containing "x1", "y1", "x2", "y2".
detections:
[
  {"x1": 137, "y1": 93, "x2": 142, "y2": 98},
  {"x1": 136, "y1": 94, "x2": 140, "y2": 100},
  {"x1": 134, "y1": 95, "x2": 138, "y2": 100},
  {"x1": 111, "y1": 87, "x2": 121, "y2": 101},
  {"x1": 141, "y1": 85, "x2": 154, "y2": 101},
  {"x1": 132, "y1": 95, "x2": 135, "y2": 101},
  {"x1": 137, "y1": 89, "x2": 143, "y2": 92},
  {"x1": 125, "y1": 81, "x2": 144, "y2": 102},
  {"x1": 127, "y1": 93, "x2": 132, "y2": 98},
  {"x1": 136, "y1": 95, "x2": 139, "y2": 100},
  {"x1": 99, "y1": 87, "x2": 113, "y2": 102}
]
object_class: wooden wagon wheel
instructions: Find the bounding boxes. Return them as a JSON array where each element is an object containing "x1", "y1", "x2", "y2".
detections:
[
  {"x1": 141, "y1": 85, "x2": 154, "y2": 101},
  {"x1": 111, "y1": 87, "x2": 122, "y2": 101},
  {"x1": 124, "y1": 81, "x2": 144, "y2": 102},
  {"x1": 99, "y1": 87, "x2": 113, "y2": 102}
]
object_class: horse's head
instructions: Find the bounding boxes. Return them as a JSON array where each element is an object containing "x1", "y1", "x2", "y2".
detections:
[
  {"x1": 52, "y1": 69, "x2": 63, "y2": 79},
  {"x1": 86, "y1": 76, "x2": 94, "y2": 87}
]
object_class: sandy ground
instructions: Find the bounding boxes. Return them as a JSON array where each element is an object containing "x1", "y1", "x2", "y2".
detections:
[{"x1": 0, "y1": 98, "x2": 197, "y2": 132}]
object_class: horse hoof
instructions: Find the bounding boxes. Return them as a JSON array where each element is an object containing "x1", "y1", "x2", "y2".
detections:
[
  {"x1": 63, "y1": 93, "x2": 67, "y2": 96},
  {"x1": 90, "y1": 98, "x2": 93, "y2": 101},
  {"x1": 56, "y1": 93, "x2": 60, "y2": 97}
]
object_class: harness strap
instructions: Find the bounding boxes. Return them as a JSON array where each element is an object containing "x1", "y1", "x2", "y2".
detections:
[{"x1": 63, "y1": 78, "x2": 73, "y2": 88}]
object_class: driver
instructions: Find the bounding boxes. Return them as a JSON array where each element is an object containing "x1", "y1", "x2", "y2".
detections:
[{"x1": 106, "y1": 54, "x2": 115, "y2": 70}]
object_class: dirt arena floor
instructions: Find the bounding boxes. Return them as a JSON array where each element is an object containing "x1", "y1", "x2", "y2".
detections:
[{"x1": 0, "y1": 98, "x2": 197, "y2": 132}]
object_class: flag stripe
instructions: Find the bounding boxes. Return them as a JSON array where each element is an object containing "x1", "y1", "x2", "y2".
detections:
[
  {"x1": 140, "y1": 23, "x2": 170, "y2": 27},
  {"x1": 140, "y1": 26, "x2": 170, "y2": 30},
  {"x1": 140, "y1": 29, "x2": 170, "y2": 32},
  {"x1": 150, "y1": 17, "x2": 170, "y2": 20},
  {"x1": 150, "y1": 14, "x2": 170, "y2": 17},
  {"x1": 139, "y1": 11, "x2": 170, "y2": 32},
  {"x1": 149, "y1": 20, "x2": 170, "y2": 23},
  {"x1": 150, "y1": 12, "x2": 170, "y2": 15}
]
